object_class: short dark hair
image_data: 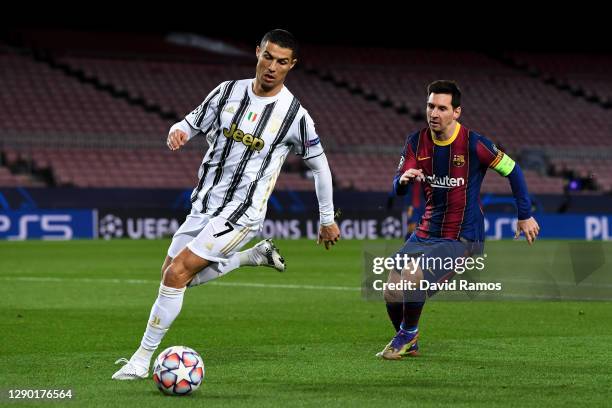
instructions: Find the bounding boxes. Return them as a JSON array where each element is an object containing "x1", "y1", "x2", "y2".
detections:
[
  {"x1": 260, "y1": 29, "x2": 299, "y2": 59},
  {"x1": 427, "y1": 80, "x2": 461, "y2": 108}
]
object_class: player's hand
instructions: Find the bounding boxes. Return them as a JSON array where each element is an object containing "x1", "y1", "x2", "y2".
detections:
[
  {"x1": 515, "y1": 217, "x2": 540, "y2": 245},
  {"x1": 318, "y1": 222, "x2": 340, "y2": 250},
  {"x1": 167, "y1": 129, "x2": 188, "y2": 151},
  {"x1": 399, "y1": 169, "x2": 425, "y2": 185}
]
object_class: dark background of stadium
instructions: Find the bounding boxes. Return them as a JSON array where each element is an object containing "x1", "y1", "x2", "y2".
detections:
[{"x1": 1, "y1": 8, "x2": 611, "y2": 239}]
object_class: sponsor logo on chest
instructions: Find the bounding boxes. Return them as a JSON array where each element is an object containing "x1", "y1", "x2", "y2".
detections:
[
  {"x1": 223, "y1": 123, "x2": 265, "y2": 151},
  {"x1": 426, "y1": 174, "x2": 465, "y2": 188}
]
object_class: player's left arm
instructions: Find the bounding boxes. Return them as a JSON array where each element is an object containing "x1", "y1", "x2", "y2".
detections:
[
  {"x1": 476, "y1": 137, "x2": 540, "y2": 244},
  {"x1": 304, "y1": 153, "x2": 340, "y2": 249},
  {"x1": 506, "y1": 165, "x2": 540, "y2": 244},
  {"x1": 292, "y1": 112, "x2": 340, "y2": 250}
]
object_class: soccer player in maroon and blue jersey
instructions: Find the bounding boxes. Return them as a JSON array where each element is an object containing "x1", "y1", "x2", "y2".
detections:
[{"x1": 379, "y1": 80, "x2": 540, "y2": 360}]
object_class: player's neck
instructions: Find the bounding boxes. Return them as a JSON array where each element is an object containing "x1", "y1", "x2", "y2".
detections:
[
  {"x1": 252, "y1": 80, "x2": 283, "y2": 97},
  {"x1": 432, "y1": 121, "x2": 458, "y2": 141}
]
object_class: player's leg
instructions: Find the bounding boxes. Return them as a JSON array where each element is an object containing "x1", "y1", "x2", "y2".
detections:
[
  {"x1": 112, "y1": 216, "x2": 216, "y2": 380},
  {"x1": 112, "y1": 217, "x2": 285, "y2": 380},
  {"x1": 383, "y1": 265, "x2": 426, "y2": 330},
  {"x1": 161, "y1": 256, "x2": 172, "y2": 279},
  {"x1": 158, "y1": 212, "x2": 210, "y2": 279},
  {"x1": 112, "y1": 247, "x2": 210, "y2": 380},
  {"x1": 383, "y1": 269, "x2": 404, "y2": 332},
  {"x1": 138, "y1": 216, "x2": 264, "y2": 357},
  {"x1": 188, "y1": 237, "x2": 285, "y2": 288},
  {"x1": 379, "y1": 240, "x2": 467, "y2": 360},
  {"x1": 141, "y1": 248, "x2": 211, "y2": 358},
  {"x1": 379, "y1": 264, "x2": 422, "y2": 359}
]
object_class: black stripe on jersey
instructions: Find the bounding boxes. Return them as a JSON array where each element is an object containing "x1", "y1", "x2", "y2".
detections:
[
  {"x1": 198, "y1": 83, "x2": 234, "y2": 142},
  {"x1": 213, "y1": 101, "x2": 277, "y2": 216},
  {"x1": 199, "y1": 82, "x2": 237, "y2": 149},
  {"x1": 190, "y1": 130, "x2": 225, "y2": 204},
  {"x1": 201, "y1": 87, "x2": 250, "y2": 212},
  {"x1": 297, "y1": 115, "x2": 307, "y2": 157},
  {"x1": 228, "y1": 97, "x2": 301, "y2": 224},
  {"x1": 190, "y1": 81, "x2": 236, "y2": 203},
  {"x1": 303, "y1": 151, "x2": 324, "y2": 161},
  {"x1": 194, "y1": 87, "x2": 222, "y2": 128},
  {"x1": 303, "y1": 116, "x2": 310, "y2": 157},
  {"x1": 190, "y1": 161, "x2": 211, "y2": 203}
]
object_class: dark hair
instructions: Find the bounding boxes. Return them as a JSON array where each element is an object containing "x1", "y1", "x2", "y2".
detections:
[
  {"x1": 427, "y1": 80, "x2": 461, "y2": 108},
  {"x1": 260, "y1": 29, "x2": 299, "y2": 59}
]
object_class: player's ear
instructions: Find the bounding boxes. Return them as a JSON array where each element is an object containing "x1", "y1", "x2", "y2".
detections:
[
  {"x1": 454, "y1": 106, "x2": 462, "y2": 120},
  {"x1": 289, "y1": 58, "x2": 297, "y2": 70},
  {"x1": 255, "y1": 45, "x2": 261, "y2": 59}
]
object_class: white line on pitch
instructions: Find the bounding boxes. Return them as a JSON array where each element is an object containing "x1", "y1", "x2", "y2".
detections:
[{"x1": 0, "y1": 276, "x2": 360, "y2": 292}]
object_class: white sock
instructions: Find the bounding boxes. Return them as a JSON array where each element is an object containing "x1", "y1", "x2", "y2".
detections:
[
  {"x1": 133, "y1": 284, "x2": 186, "y2": 368},
  {"x1": 243, "y1": 245, "x2": 266, "y2": 265},
  {"x1": 188, "y1": 247, "x2": 259, "y2": 288}
]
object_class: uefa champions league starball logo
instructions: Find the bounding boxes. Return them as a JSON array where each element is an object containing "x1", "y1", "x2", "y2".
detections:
[
  {"x1": 380, "y1": 217, "x2": 402, "y2": 238},
  {"x1": 99, "y1": 214, "x2": 123, "y2": 240}
]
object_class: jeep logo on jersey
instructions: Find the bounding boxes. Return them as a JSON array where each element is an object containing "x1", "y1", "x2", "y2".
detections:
[
  {"x1": 223, "y1": 123, "x2": 265, "y2": 151},
  {"x1": 426, "y1": 174, "x2": 465, "y2": 188}
]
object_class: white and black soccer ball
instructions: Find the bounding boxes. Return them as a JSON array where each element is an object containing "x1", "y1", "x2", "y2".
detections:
[
  {"x1": 380, "y1": 216, "x2": 402, "y2": 239},
  {"x1": 98, "y1": 214, "x2": 123, "y2": 240},
  {"x1": 153, "y1": 346, "x2": 205, "y2": 396}
]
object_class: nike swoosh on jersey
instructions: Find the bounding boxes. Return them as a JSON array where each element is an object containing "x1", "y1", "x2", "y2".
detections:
[{"x1": 417, "y1": 156, "x2": 431, "y2": 161}]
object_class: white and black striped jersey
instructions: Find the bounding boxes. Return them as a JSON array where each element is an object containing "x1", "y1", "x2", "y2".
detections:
[{"x1": 185, "y1": 79, "x2": 324, "y2": 227}]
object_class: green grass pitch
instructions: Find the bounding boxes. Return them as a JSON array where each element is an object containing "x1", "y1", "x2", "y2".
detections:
[{"x1": 1, "y1": 239, "x2": 611, "y2": 407}]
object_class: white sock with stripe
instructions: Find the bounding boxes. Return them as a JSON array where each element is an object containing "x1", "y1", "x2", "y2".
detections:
[{"x1": 131, "y1": 284, "x2": 186, "y2": 369}]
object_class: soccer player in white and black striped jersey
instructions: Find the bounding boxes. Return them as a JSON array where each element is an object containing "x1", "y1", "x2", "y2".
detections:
[{"x1": 112, "y1": 29, "x2": 341, "y2": 380}]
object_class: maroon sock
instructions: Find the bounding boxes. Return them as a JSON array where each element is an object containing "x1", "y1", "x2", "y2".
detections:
[{"x1": 385, "y1": 302, "x2": 403, "y2": 332}]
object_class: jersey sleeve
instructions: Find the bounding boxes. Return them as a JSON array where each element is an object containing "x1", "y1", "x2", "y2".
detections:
[
  {"x1": 475, "y1": 134, "x2": 516, "y2": 177},
  {"x1": 393, "y1": 133, "x2": 419, "y2": 195},
  {"x1": 288, "y1": 111, "x2": 324, "y2": 160},
  {"x1": 184, "y1": 82, "x2": 224, "y2": 139}
]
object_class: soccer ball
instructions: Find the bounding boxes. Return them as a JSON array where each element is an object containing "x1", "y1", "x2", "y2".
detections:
[{"x1": 152, "y1": 346, "x2": 205, "y2": 396}]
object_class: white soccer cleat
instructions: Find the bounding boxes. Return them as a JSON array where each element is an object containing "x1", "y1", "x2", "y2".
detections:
[
  {"x1": 253, "y1": 239, "x2": 286, "y2": 272},
  {"x1": 111, "y1": 358, "x2": 149, "y2": 380}
]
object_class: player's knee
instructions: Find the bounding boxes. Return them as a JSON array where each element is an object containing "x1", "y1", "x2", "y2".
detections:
[
  {"x1": 383, "y1": 288, "x2": 403, "y2": 303},
  {"x1": 161, "y1": 256, "x2": 172, "y2": 279},
  {"x1": 383, "y1": 270, "x2": 404, "y2": 303},
  {"x1": 402, "y1": 264, "x2": 423, "y2": 281},
  {"x1": 163, "y1": 259, "x2": 192, "y2": 288}
]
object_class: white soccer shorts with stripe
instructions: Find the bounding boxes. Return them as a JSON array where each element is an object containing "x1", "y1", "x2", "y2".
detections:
[{"x1": 168, "y1": 214, "x2": 258, "y2": 263}]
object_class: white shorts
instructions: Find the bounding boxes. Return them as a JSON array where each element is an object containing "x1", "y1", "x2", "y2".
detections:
[{"x1": 168, "y1": 214, "x2": 258, "y2": 263}]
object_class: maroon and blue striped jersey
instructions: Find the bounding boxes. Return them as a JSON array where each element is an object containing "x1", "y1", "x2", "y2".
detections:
[{"x1": 394, "y1": 123, "x2": 518, "y2": 242}]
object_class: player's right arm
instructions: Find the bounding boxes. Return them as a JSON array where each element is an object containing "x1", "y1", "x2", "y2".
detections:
[
  {"x1": 393, "y1": 133, "x2": 422, "y2": 195},
  {"x1": 166, "y1": 122, "x2": 193, "y2": 151},
  {"x1": 399, "y1": 169, "x2": 425, "y2": 185},
  {"x1": 167, "y1": 82, "x2": 225, "y2": 151}
]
